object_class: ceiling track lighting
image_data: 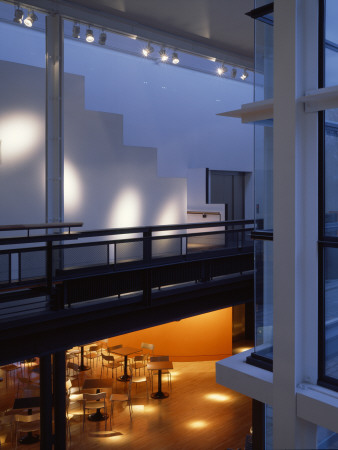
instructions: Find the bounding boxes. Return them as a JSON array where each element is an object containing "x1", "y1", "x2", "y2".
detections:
[
  {"x1": 231, "y1": 68, "x2": 237, "y2": 79},
  {"x1": 240, "y1": 69, "x2": 248, "y2": 80},
  {"x1": 159, "y1": 47, "x2": 168, "y2": 62},
  {"x1": 217, "y1": 63, "x2": 227, "y2": 76},
  {"x1": 172, "y1": 52, "x2": 179, "y2": 65},
  {"x1": 86, "y1": 28, "x2": 94, "y2": 43},
  {"x1": 99, "y1": 30, "x2": 107, "y2": 45},
  {"x1": 24, "y1": 10, "x2": 37, "y2": 27},
  {"x1": 142, "y1": 42, "x2": 154, "y2": 57},
  {"x1": 72, "y1": 22, "x2": 80, "y2": 39},
  {"x1": 13, "y1": 6, "x2": 24, "y2": 24}
]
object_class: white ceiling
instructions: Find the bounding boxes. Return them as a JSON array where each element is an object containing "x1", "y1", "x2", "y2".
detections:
[{"x1": 64, "y1": 0, "x2": 255, "y2": 64}]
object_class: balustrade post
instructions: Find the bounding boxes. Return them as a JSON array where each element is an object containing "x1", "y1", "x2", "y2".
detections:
[
  {"x1": 143, "y1": 228, "x2": 152, "y2": 263},
  {"x1": 40, "y1": 354, "x2": 53, "y2": 449},
  {"x1": 53, "y1": 351, "x2": 67, "y2": 450}
]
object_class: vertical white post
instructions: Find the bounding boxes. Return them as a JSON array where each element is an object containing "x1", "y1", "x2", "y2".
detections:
[
  {"x1": 273, "y1": 0, "x2": 318, "y2": 448},
  {"x1": 46, "y1": 14, "x2": 64, "y2": 224}
]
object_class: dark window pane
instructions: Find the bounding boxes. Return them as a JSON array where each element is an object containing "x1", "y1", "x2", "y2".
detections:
[
  {"x1": 324, "y1": 110, "x2": 338, "y2": 236},
  {"x1": 324, "y1": 247, "x2": 338, "y2": 379}
]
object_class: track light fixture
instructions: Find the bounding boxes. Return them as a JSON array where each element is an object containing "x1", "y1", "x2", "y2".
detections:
[
  {"x1": 231, "y1": 68, "x2": 237, "y2": 79},
  {"x1": 86, "y1": 28, "x2": 94, "y2": 43},
  {"x1": 240, "y1": 69, "x2": 248, "y2": 80},
  {"x1": 172, "y1": 52, "x2": 179, "y2": 64},
  {"x1": 142, "y1": 42, "x2": 154, "y2": 57},
  {"x1": 13, "y1": 6, "x2": 24, "y2": 24},
  {"x1": 159, "y1": 47, "x2": 169, "y2": 62},
  {"x1": 72, "y1": 23, "x2": 80, "y2": 39},
  {"x1": 217, "y1": 64, "x2": 227, "y2": 76},
  {"x1": 99, "y1": 31, "x2": 107, "y2": 45},
  {"x1": 24, "y1": 10, "x2": 37, "y2": 27}
]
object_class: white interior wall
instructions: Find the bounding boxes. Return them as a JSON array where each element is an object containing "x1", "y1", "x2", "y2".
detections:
[
  {"x1": 1, "y1": 32, "x2": 254, "y2": 230},
  {"x1": 64, "y1": 70, "x2": 188, "y2": 230},
  {"x1": 0, "y1": 61, "x2": 45, "y2": 225}
]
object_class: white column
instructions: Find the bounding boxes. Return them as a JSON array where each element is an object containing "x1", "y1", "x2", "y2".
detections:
[
  {"x1": 45, "y1": 14, "x2": 64, "y2": 224},
  {"x1": 273, "y1": 0, "x2": 318, "y2": 448}
]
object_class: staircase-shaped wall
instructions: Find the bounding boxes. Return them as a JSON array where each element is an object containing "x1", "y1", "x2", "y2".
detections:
[{"x1": 0, "y1": 60, "x2": 187, "y2": 230}]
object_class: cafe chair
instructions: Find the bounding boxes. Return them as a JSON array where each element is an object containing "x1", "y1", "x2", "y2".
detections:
[
  {"x1": 149, "y1": 356, "x2": 172, "y2": 391},
  {"x1": 66, "y1": 379, "x2": 83, "y2": 404},
  {"x1": 14, "y1": 413, "x2": 40, "y2": 449},
  {"x1": 67, "y1": 347, "x2": 80, "y2": 365},
  {"x1": 82, "y1": 392, "x2": 107, "y2": 430},
  {"x1": 129, "y1": 355, "x2": 147, "y2": 376},
  {"x1": 0, "y1": 413, "x2": 15, "y2": 447},
  {"x1": 141, "y1": 342, "x2": 154, "y2": 362},
  {"x1": 84, "y1": 345, "x2": 100, "y2": 369},
  {"x1": 66, "y1": 362, "x2": 81, "y2": 391},
  {"x1": 109, "y1": 378, "x2": 132, "y2": 428},
  {"x1": 130, "y1": 368, "x2": 149, "y2": 399},
  {"x1": 106, "y1": 345, "x2": 124, "y2": 366},
  {"x1": 101, "y1": 354, "x2": 122, "y2": 380},
  {"x1": 66, "y1": 351, "x2": 79, "y2": 366}
]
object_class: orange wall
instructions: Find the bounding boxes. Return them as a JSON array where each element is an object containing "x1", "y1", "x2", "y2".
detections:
[{"x1": 108, "y1": 307, "x2": 232, "y2": 362}]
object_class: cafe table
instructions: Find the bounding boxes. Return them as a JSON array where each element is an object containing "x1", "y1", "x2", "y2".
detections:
[
  {"x1": 82, "y1": 378, "x2": 112, "y2": 421},
  {"x1": 12, "y1": 396, "x2": 40, "y2": 444},
  {"x1": 147, "y1": 360, "x2": 173, "y2": 399},
  {"x1": 111, "y1": 346, "x2": 142, "y2": 382}
]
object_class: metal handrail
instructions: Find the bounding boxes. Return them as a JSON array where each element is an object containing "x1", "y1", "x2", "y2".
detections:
[{"x1": 0, "y1": 219, "x2": 254, "y2": 246}]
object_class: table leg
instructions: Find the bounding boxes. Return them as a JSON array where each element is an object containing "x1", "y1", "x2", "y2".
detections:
[
  {"x1": 151, "y1": 370, "x2": 169, "y2": 399},
  {"x1": 19, "y1": 409, "x2": 39, "y2": 445},
  {"x1": 79, "y1": 346, "x2": 90, "y2": 371},
  {"x1": 88, "y1": 389, "x2": 108, "y2": 422},
  {"x1": 117, "y1": 355, "x2": 131, "y2": 382}
]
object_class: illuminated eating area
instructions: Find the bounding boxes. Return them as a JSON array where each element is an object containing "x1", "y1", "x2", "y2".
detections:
[{"x1": 0, "y1": 310, "x2": 252, "y2": 449}]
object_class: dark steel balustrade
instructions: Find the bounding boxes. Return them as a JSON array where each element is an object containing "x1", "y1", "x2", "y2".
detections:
[{"x1": 0, "y1": 220, "x2": 254, "y2": 318}]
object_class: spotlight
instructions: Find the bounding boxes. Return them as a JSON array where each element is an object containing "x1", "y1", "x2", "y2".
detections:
[
  {"x1": 13, "y1": 7, "x2": 24, "y2": 24},
  {"x1": 172, "y1": 52, "x2": 179, "y2": 64},
  {"x1": 72, "y1": 23, "x2": 80, "y2": 39},
  {"x1": 86, "y1": 28, "x2": 94, "y2": 43},
  {"x1": 99, "y1": 31, "x2": 107, "y2": 45},
  {"x1": 231, "y1": 68, "x2": 237, "y2": 79},
  {"x1": 24, "y1": 10, "x2": 37, "y2": 27},
  {"x1": 159, "y1": 47, "x2": 169, "y2": 62},
  {"x1": 217, "y1": 64, "x2": 227, "y2": 76},
  {"x1": 240, "y1": 69, "x2": 249, "y2": 80},
  {"x1": 142, "y1": 42, "x2": 154, "y2": 57}
]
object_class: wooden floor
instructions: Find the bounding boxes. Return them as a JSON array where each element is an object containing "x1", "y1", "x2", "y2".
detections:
[{"x1": 0, "y1": 358, "x2": 252, "y2": 449}]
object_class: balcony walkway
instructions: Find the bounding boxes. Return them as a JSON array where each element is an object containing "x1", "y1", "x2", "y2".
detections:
[{"x1": 0, "y1": 221, "x2": 254, "y2": 364}]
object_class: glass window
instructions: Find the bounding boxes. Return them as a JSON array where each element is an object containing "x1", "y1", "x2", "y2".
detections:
[
  {"x1": 322, "y1": 247, "x2": 338, "y2": 380},
  {"x1": 324, "y1": 109, "x2": 338, "y2": 236},
  {"x1": 317, "y1": 425, "x2": 338, "y2": 449},
  {"x1": 254, "y1": 240, "x2": 273, "y2": 360},
  {"x1": 325, "y1": 0, "x2": 338, "y2": 88},
  {"x1": 248, "y1": 3, "x2": 274, "y2": 369},
  {"x1": 319, "y1": 1, "x2": 338, "y2": 390},
  {"x1": 254, "y1": 18, "x2": 273, "y2": 102}
]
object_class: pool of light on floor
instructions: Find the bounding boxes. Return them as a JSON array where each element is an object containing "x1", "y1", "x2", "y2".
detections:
[
  {"x1": 205, "y1": 393, "x2": 231, "y2": 402},
  {"x1": 187, "y1": 420, "x2": 209, "y2": 429}
]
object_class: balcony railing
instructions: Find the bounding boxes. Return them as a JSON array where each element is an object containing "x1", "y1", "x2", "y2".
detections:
[{"x1": 0, "y1": 220, "x2": 254, "y2": 317}]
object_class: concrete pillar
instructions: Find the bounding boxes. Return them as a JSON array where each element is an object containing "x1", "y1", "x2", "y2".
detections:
[
  {"x1": 46, "y1": 14, "x2": 64, "y2": 224},
  {"x1": 273, "y1": 0, "x2": 318, "y2": 447}
]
